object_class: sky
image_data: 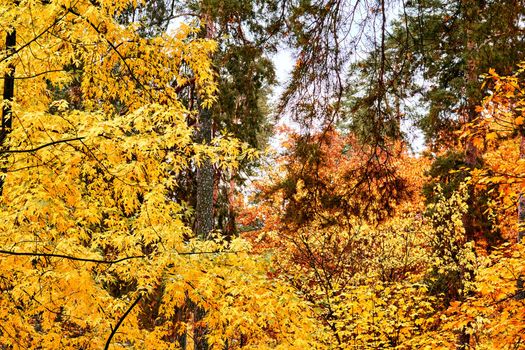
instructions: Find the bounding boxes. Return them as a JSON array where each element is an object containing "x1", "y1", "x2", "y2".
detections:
[
  {"x1": 270, "y1": 48, "x2": 294, "y2": 103},
  {"x1": 268, "y1": 45, "x2": 425, "y2": 154},
  {"x1": 168, "y1": 19, "x2": 425, "y2": 154}
]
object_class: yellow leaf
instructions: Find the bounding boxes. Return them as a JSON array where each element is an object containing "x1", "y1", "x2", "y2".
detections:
[{"x1": 486, "y1": 132, "x2": 497, "y2": 140}]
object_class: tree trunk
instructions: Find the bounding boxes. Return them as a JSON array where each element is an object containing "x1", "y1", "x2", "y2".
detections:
[
  {"x1": 463, "y1": 0, "x2": 480, "y2": 167},
  {"x1": 519, "y1": 134, "x2": 525, "y2": 243},
  {"x1": 0, "y1": 28, "x2": 16, "y2": 194},
  {"x1": 194, "y1": 14, "x2": 216, "y2": 241},
  {"x1": 1, "y1": 29, "x2": 15, "y2": 139},
  {"x1": 457, "y1": 3, "x2": 479, "y2": 347},
  {"x1": 192, "y1": 14, "x2": 215, "y2": 350},
  {"x1": 457, "y1": 327, "x2": 470, "y2": 350},
  {"x1": 195, "y1": 106, "x2": 214, "y2": 240}
]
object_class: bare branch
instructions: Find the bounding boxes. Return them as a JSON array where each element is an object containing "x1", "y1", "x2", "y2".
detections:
[
  {"x1": 0, "y1": 249, "x2": 246, "y2": 264},
  {"x1": 104, "y1": 293, "x2": 143, "y2": 350},
  {"x1": 0, "y1": 137, "x2": 85, "y2": 154},
  {"x1": 0, "y1": 250, "x2": 145, "y2": 264}
]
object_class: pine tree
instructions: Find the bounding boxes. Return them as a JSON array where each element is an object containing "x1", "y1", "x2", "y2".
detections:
[{"x1": 347, "y1": 0, "x2": 525, "y2": 151}]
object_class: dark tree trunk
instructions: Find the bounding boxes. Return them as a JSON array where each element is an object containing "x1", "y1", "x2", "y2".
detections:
[
  {"x1": 193, "y1": 103, "x2": 212, "y2": 350},
  {"x1": 1, "y1": 29, "x2": 15, "y2": 139},
  {"x1": 0, "y1": 28, "x2": 16, "y2": 194},
  {"x1": 194, "y1": 14, "x2": 215, "y2": 241},
  {"x1": 195, "y1": 106, "x2": 214, "y2": 240},
  {"x1": 192, "y1": 15, "x2": 215, "y2": 350},
  {"x1": 519, "y1": 134, "x2": 525, "y2": 244},
  {"x1": 463, "y1": 0, "x2": 481, "y2": 167},
  {"x1": 458, "y1": 3, "x2": 481, "y2": 347},
  {"x1": 457, "y1": 327, "x2": 470, "y2": 350}
]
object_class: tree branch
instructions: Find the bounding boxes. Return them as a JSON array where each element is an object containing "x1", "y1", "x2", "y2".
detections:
[
  {"x1": 0, "y1": 250, "x2": 145, "y2": 264},
  {"x1": 0, "y1": 249, "x2": 246, "y2": 264},
  {"x1": 0, "y1": 137, "x2": 85, "y2": 154},
  {"x1": 0, "y1": 5, "x2": 72, "y2": 64},
  {"x1": 65, "y1": 6, "x2": 155, "y2": 101},
  {"x1": 104, "y1": 293, "x2": 143, "y2": 350},
  {"x1": 0, "y1": 69, "x2": 67, "y2": 80}
]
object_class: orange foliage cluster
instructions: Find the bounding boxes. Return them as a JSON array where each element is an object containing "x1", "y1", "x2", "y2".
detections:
[
  {"x1": 237, "y1": 69, "x2": 525, "y2": 347},
  {"x1": 240, "y1": 128, "x2": 427, "y2": 235}
]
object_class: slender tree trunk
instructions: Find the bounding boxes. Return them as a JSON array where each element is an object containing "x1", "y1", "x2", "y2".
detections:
[
  {"x1": 194, "y1": 13, "x2": 216, "y2": 241},
  {"x1": 195, "y1": 105, "x2": 214, "y2": 239},
  {"x1": 457, "y1": 329, "x2": 471, "y2": 350},
  {"x1": 463, "y1": 1, "x2": 480, "y2": 167},
  {"x1": 226, "y1": 171, "x2": 236, "y2": 236},
  {"x1": 0, "y1": 28, "x2": 16, "y2": 194},
  {"x1": 458, "y1": 3, "x2": 479, "y2": 348},
  {"x1": 192, "y1": 14, "x2": 215, "y2": 350},
  {"x1": 192, "y1": 98, "x2": 212, "y2": 350},
  {"x1": 519, "y1": 134, "x2": 525, "y2": 244},
  {"x1": 193, "y1": 305, "x2": 208, "y2": 350},
  {"x1": 1, "y1": 29, "x2": 15, "y2": 138}
]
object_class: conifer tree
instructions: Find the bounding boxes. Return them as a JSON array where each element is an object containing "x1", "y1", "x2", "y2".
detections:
[
  {"x1": 120, "y1": 0, "x2": 280, "y2": 237},
  {"x1": 347, "y1": 0, "x2": 525, "y2": 151}
]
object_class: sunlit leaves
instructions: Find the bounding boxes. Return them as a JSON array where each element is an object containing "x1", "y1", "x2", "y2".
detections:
[{"x1": 0, "y1": 1, "x2": 319, "y2": 348}]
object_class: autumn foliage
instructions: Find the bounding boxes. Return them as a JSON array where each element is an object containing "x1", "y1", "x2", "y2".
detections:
[
  {"x1": 0, "y1": 1, "x2": 316, "y2": 348},
  {"x1": 1, "y1": 0, "x2": 525, "y2": 349}
]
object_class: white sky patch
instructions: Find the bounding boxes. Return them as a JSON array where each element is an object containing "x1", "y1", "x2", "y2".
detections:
[
  {"x1": 166, "y1": 16, "x2": 186, "y2": 34},
  {"x1": 270, "y1": 47, "x2": 294, "y2": 103},
  {"x1": 401, "y1": 118, "x2": 425, "y2": 156},
  {"x1": 165, "y1": 16, "x2": 425, "y2": 155},
  {"x1": 268, "y1": 47, "x2": 298, "y2": 152}
]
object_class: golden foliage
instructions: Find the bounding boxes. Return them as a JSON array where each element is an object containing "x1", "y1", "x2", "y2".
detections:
[{"x1": 0, "y1": 1, "x2": 319, "y2": 348}]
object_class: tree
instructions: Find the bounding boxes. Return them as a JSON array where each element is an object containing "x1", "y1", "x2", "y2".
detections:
[
  {"x1": 0, "y1": 1, "x2": 322, "y2": 348},
  {"x1": 119, "y1": 0, "x2": 281, "y2": 238},
  {"x1": 347, "y1": 0, "x2": 525, "y2": 154},
  {"x1": 0, "y1": 16, "x2": 16, "y2": 193},
  {"x1": 466, "y1": 64, "x2": 525, "y2": 300},
  {"x1": 239, "y1": 128, "x2": 439, "y2": 348},
  {"x1": 341, "y1": 4, "x2": 525, "y2": 295}
]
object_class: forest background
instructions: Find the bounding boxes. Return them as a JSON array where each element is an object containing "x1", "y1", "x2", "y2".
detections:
[{"x1": 0, "y1": 0, "x2": 524, "y2": 349}]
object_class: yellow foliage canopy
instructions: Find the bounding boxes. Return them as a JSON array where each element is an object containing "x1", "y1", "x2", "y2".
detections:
[{"x1": 0, "y1": 1, "x2": 319, "y2": 348}]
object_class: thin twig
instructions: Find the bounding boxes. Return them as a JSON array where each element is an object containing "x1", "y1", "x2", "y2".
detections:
[
  {"x1": 0, "y1": 250, "x2": 144, "y2": 264},
  {"x1": 0, "y1": 137, "x2": 84, "y2": 154}
]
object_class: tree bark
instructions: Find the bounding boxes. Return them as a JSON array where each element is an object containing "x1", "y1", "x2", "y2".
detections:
[
  {"x1": 457, "y1": 4, "x2": 479, "y2": 347},
  {"x1": 0, "y1": 28, "x2": 16, "y2": 194},
  {"x1": 463, "y1": 0, "x2": 480, "y2": 167},
  {"x1": 1, "y1": 29, "x2": 15, "y2": 139},
  {"x1": 192, "y1": 14, "x2": 214, "y2": 350},
  {"x1": 457, "y1": 327, "x2": 470, "y2": 350},
  {"x1": 195, "y1": 106, "x2": 214, "y2": 240},
  {"x1": 194, "y1": 14, "x2": 215, "y2": 241}
]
